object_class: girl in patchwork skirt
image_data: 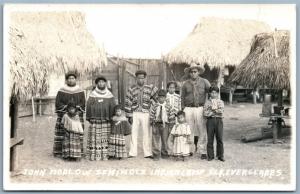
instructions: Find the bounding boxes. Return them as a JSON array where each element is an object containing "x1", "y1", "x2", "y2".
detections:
[
  {"x1": 61, "y1": 101, "x2": 84, "y2": 161},
  {"x1": 108, "y1": 105, "x2": 131, "y2": 159},
  {"x1": 170, "y1": 111, "x2": 192, "y2": 161}
]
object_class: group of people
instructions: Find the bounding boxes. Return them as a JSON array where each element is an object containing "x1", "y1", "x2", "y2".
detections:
[{"x1": 52, "y1": 63, "x2": 225, "y2": 162}]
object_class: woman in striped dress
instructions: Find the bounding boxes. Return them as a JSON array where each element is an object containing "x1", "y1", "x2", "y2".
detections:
[
  {"x1": 86, "y1": 76, "x2": 116, "y2": 161},
  {"x1": 53, "y1": 71, "x2": 85, "y2": 158}
]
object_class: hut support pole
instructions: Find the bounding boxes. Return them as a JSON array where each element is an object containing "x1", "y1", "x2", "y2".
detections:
[
  {"x1": 253, "y1": 88, "x2": 257, "y2": 104},
  {"x1": 10, "y1": 98, "x2": 19, "y2": 172},
  {"x1": 217, "y1": 67, "x2": 223, "y2": 99},
  {"x1": 278, "y1": 89, "x2": 283, "y2": 107},
  {"x1": 229, "y1": 88, "x2": 233, "y2": 105}
]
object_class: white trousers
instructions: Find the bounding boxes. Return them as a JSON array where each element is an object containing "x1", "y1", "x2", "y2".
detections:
[
  {"x1": 184, "y1": 107, "x2": 207, "y2": 154},
  {"x1": 129, "y1": 112, "x2": 152, "y2": 157}
]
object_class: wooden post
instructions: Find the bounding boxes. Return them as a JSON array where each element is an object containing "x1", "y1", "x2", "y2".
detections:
[
  {"x1": 10, "y1": 98, "x2": 19, "y2": 171},
  {"x1": 217, "y1": 67, "x2": 223, "y2": 99},
  {"x1": 278, "y1": 89, "x2": 283, "y2": 107},
  {"x1": 31, "y1": 97, "x2": 36, "y2": 122},
  {"x1": 163, "y1": 62, "x2": 167, "y2": 90},
  {"x1": 253, "y1": 88, "x2": 257, "y2": 104},
  {"x1": 39, "y1": 99, "x2": 42, "y2": 116},
  {"x1": 229, "y1": 88, "x2": 233, "y2": 105}
]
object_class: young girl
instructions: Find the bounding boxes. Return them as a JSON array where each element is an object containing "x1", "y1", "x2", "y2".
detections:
[
  {"x1": 61, "y1": 101, "x2": 84, "y2": 161},
  {"x1": 170, "y1": 111, "x2": 192, "y2": 161},
  {"x1": 108, "y1": 105, "x2": 131, "y2": 159}
]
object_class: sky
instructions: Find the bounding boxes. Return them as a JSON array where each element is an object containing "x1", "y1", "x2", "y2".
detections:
[{"x1": 84, "y1": 4, "x2": 296, "y2": 59}]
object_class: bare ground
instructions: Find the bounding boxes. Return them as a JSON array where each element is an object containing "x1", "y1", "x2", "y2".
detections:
[{"x1": 10, "y1": 103, "x2": 292, "y2": 185}]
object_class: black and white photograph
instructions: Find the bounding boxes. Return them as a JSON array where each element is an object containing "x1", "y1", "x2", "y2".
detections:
[{"x1": 3, "y1": 4, "x2": 296, "y2": 191}]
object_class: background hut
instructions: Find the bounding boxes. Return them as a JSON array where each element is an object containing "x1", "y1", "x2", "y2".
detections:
[
  {"x1": 8, "y1": 11, "x2": 107, "y2": 172},
  {"x1": 229, "y1": 30, "x2": 290, "y2": 106},
  {"x1": 163, "y1": 17, "x2": 271, "y2": 103}
]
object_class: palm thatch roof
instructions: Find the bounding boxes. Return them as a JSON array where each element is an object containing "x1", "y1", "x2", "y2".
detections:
[
  {"x1": 229, "y1": 30, "x2": 290, "y2": 89},
  {"x1": 163, "y1": 17, "x2": 271, "y2": 68},
  {"x1": 9, "y1": 11, "x2": 107, "y2": 100}
]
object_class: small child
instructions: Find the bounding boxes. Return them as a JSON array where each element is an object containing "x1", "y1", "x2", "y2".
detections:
[
  {"x1": 203, "y1": 86, "x2": 225, "y2": 162},
  {"x1": 61, "y1": 101, "x2": 84, "y2": 161},
  {"x1": 170, "y1": 111, "x2": 192, "y2": 161},
  {"x1": 166, "y1": 81, "x2": 181, "y2": 113},
  {"x1": 108, "y1": 105, "x2": 131, "y2": 160},
  {"x1": 150, "y1": 89, "x2": 176, "y2": 161},
  {"x1": 166, "y1": 82, "x2": 182, "y2": 155}
]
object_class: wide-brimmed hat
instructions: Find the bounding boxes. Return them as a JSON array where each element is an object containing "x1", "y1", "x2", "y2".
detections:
[{"x1": 187, "y1": 63, "x2": 205, "y2": 74}]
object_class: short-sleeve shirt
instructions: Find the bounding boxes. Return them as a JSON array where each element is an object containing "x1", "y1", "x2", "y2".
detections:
[{"x1": 181, "y1": 77, "x2": 211, "y2": 107}]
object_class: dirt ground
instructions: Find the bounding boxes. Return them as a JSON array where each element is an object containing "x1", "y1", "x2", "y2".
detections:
[{"x1": 9, "y1": 103, "x2": 292, "y2": 186}]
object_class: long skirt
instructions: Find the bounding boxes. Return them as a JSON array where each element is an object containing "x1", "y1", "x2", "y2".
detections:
[
  {"x1": 172, "y1": 136, "x2": 190, "y2": 157},
  {"x1": 108, "y1": 134, "x2": 127, "y2": 158},
  {"x1": 86, "y1": 119, "x2": 111, "y2": 161},
  {"x1": 53, "y1": 113, "x2": 84, "y2": 157},
  {"x1": 62, "y1": 131, "x2": 83, "y2": 159}
]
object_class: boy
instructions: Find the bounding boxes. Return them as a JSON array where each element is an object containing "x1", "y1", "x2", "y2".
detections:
[
  {"x1": 203, "y1": 86, "x2": 225, "y2": 162},
  {"x1": 150, "y1": 89, "x2": 176, "y2": 161}
]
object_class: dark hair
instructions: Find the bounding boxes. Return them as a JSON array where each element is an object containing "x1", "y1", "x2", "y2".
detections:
[
  {"x1": 67, "y1": 101, "x2": 76, "y2": 109},
  {"x1": 157, "y1": 89, "x2": 167, "y2": 97},
  {"x1": 114, "y1": 104, "x2": 123, "y2": 114},
  {"x1": 65, "y1": 71, "x2": 77, "y2": 80},
  {"x1": 135, "y1": 70, "x2": 147, "y2": 77},
  {"x1": 176, "y1": 110, "x2": 185, "y2": 117},
  {"x1": 95, "y1": 76, "x2": 107, "y2": 84},
  {"x1": 209, "y1": 86, "x2": 220, "y2": 93},
  {"x1": 167, "y1": 81, "x2": 177, "y2": 89}
]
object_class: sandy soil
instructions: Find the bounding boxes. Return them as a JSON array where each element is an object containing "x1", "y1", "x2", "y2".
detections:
[{"x1": 9, "y1": 103, "x2": 292, "y2": 185}]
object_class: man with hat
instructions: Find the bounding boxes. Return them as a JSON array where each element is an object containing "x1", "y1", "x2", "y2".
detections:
[
  {"x1": 86, "y1": 75, "x2": 116, "y2": 161},
  {"x1": 181, "y1": 63, "x2": 211, "y2": 159},
  {"x1": 125, "y1": 70, "x2": 158, "y2": 158},
  {"x1": 53, "y1": 71, "x2": 86, "y2": 158},
  {"x1": 149, "y1": 89, "x2": 176, "y2": 160}
]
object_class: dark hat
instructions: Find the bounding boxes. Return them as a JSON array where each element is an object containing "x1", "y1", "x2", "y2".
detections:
[
  {"x1": 135, "y1": 70, "x2": 147, "y2": 77},
  {"x1": 209, "y1": 86, "x2": 220, "y2": 93},
  {"x1": 187, "y1": 63, "x2": 205, "y2": 74},
  {"x1": 167, "y1": 81, "x2": 177, "y2": 88},
  {"x1": 95, "y1": 76, "x2": 107, "y2": 84},
  {"x1": 65, "y1": 71, "x2": 78, "y2": 80},
  {"x1": 157, "y1": 89, "x2": 167, "y2": 97}
]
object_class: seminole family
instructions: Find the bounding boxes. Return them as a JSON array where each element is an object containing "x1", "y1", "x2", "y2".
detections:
[{"x1": 53, "y1": 63, "x2": 225, "y2": 162}]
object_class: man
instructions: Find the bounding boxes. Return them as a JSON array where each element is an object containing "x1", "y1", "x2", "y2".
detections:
[
  {"x1": 181, "y1": 63, "x2": 211, "y2": 159},
  {"x1": 85, "y1": 76, "x2": 116, "y2": 161},
  {"x1": 125, "y1": 70, "x2": 158, "y2": 158},
  {"x1": 53, "y1": 71, "x2": 86, "y2": 158}
]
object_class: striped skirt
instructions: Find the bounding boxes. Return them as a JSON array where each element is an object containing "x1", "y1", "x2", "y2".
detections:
[
  {"x1": 86, "y1": 119, "x2": 111, "y2": 161},
  {"x1": 108, "y1": 134, "x2": 127, "y2": 159},
  {"x1": 53, "y1": 113, "x2": 84, "y2": 158},
  {"x1": 62, "y1": 131, "x2": 83, "y2": 159}
]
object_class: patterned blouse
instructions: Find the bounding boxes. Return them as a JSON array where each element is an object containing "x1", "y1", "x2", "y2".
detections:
[
  {"x1": 203, "y1": 98, "x2": 224, "y2": 118},
  {"x1": 166, "y1": 92, "x2": 181, "y2": 113}
]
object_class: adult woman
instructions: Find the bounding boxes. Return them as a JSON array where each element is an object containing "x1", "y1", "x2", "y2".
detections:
[
  {"x1": 86, "y1": 76, "x2": 116, "y2": 161},
  {"x1": 53, "y1": 71, "x2": 85, "y2": 159}
]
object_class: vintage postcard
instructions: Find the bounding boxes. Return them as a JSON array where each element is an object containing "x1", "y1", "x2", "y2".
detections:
[{"x1": 3, "y1": 4, "x2": 296, "y2": 191}]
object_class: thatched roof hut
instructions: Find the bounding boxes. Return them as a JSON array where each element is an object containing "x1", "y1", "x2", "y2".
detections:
[
  {"x1": 229, "y1": 30, "x2": 290, "y2": 90},
  {"x1": 9, "y1": 12, "x2": 107, "y2": 100},
  {"x1": 163, "y1": 17, "x2": 271, "y2": 68}
]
